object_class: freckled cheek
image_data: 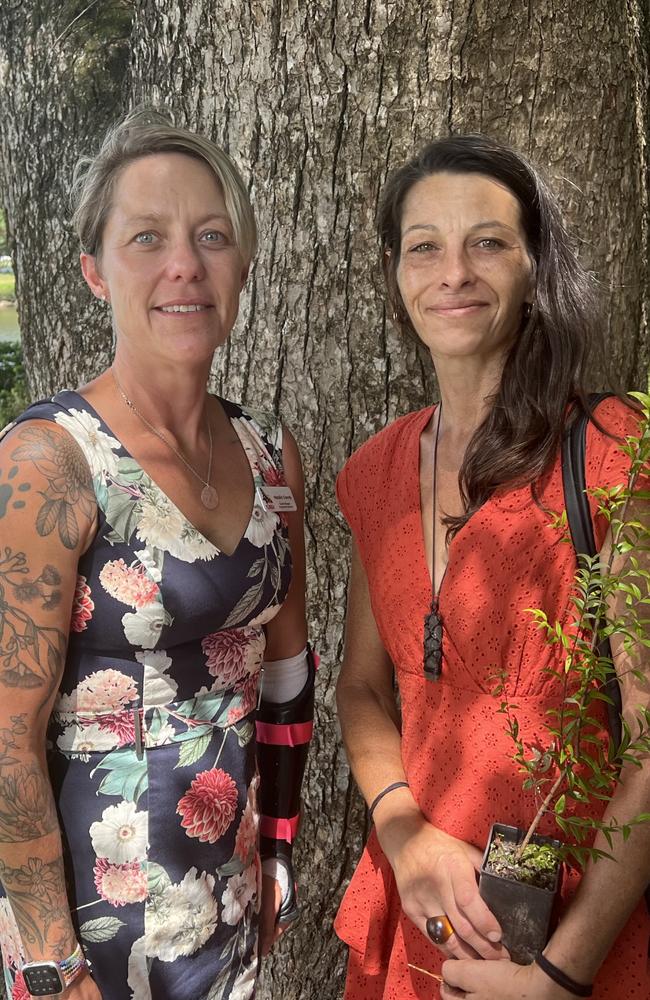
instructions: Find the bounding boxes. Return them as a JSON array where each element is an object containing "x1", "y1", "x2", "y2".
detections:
[
  {"x1": 488, "y1": 258, "x2": 532, "y2": 289},
  {"x1": 214, "y1": 272, "x2": 244, "y2": 316},
  {"x1": 396, "y1": 267, "x2": 427, "y2": 310},
  {"x1": 481, "y1": 263, "x2": 530, "y2": 303},
  {"x1": 105, "y1": 260, "x2": 159, "y2": 308},
  {"x1": 122, "y1": 285, "x2": 150, "y2": 314},
  {"x1": 109, "y1": 285, "x2": 157, "y2": 330}
]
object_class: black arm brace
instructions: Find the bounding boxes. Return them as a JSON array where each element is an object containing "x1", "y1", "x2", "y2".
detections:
[{"x1": 256, "y1": 644, "x2": 316, "y2": 921}]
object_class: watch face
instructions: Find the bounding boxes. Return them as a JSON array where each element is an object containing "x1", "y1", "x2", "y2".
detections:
[{"x1": 22, "y1": 963, "x2": 64, "y2": 996}]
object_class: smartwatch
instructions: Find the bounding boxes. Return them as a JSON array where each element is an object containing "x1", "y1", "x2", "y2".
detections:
[
  {"x1": 21, "y1": 942, "x2": 87, "y2": 997},
  {"x1": 22, "y1": 962, "x2": 66, "y2": 997}
]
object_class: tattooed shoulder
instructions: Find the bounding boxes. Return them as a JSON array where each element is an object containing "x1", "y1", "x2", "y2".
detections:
[{"x1": 1, "y1": 422, "x2": 96, "y2": 550}]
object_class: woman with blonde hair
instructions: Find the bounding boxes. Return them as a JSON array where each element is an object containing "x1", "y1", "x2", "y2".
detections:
[{"x1": 0, "y1": 109, "x2": 313, "y2": 1000}]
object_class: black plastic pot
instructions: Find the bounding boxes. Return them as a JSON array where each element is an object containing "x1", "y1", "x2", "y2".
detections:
[{"x1": 478, "y1": 822, "x2": 562, "y2": 965}]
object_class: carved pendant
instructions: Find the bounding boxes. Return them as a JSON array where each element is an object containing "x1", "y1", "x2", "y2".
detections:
[
  {"x1": 423, "y1": 604, "x2": 443, "y2": 680},
  {"x1": 200, "y1": 484, "x2": 219, "y2": 510}
]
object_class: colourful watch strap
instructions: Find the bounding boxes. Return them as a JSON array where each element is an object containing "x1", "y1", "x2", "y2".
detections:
[{"x1": 58, "y1": 942, "x2": 87, "y2": 986}]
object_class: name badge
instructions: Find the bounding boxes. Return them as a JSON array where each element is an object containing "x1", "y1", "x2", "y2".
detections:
[{"x1": 256, "y1": 485, "x2": 297, "y2": 512}]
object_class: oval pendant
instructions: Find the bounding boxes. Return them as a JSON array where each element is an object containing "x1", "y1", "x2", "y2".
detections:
[{"x1": 200, "y1": 485, "x2": 219, "y2": 510}]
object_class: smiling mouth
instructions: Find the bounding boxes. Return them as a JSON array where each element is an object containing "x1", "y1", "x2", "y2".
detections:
[
  {"x1": 157, "y1": 304, "x2": 212, "y2": 314},
  {"x1": 430, "y1": 303, "x2": 488, "y2": 315}
]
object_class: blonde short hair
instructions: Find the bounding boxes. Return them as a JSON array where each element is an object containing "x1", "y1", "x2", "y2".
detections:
[{"x1": 71, "y1": 107, "x2": 257, "y2": 265}]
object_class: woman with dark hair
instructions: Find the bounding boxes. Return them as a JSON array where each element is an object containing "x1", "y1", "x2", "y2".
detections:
[{"x1": 335, "y1": 135, "x2": 649, "y2": 999}]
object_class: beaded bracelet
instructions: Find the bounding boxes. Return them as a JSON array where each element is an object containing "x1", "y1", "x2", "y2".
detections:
[
  {"x1": 368, "y1": 781, "x2": 410, "y2": 823},
  {"x1": 535, "y1": 952, "x2": 593, "y2": 998}
]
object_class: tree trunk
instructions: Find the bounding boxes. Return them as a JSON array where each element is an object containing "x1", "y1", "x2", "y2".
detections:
[
  {"x1": 0, "y1": 2, "x2": 648, "y2": 999},
  {"x1": 0, "y1": 1, "x2": 133, "y2": 399},
  {"x1": 129, "y1": 2, "x2": 649, "y2": 998}
]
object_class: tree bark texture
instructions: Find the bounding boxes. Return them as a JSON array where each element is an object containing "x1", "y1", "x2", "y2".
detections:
[
  {"x1": 0, "y1": 2, "x2": 648, "y2": 999},
  {"x1": 0, "y1": 1, "x2": 132, "y2": 399},
  {"x1": 129, "y1": 2, "x2": 650, "y2": 998}
]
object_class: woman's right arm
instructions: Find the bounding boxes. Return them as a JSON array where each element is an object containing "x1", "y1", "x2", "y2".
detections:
[
  {"x1": 336, "y1": 542, "x2": 507, "y2": 962},
  {"x1": 0, "y1": 421, "x2": 102, "y2": 998}
]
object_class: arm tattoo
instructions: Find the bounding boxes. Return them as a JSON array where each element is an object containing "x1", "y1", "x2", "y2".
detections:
[
  {"x1": 0, "y1": 548, "x2": 66, "y2": 691},
  {"x1": 0, "y1": 464, "x2": 31, "y2": 519},
  {"x1": 0, "y1": 854, "x2": 71, "y2": 959},
  {"x1": 10, "y1": 426, "x2": 95, "y2": 550},
  {"x1": 0, "y1": 717, "x2": 58, "y2": 842}
]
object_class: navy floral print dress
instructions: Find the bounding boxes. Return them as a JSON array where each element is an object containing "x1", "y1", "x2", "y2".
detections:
[{"x1": 0, "y1": 391, "x2": 292, "y2": 1000}]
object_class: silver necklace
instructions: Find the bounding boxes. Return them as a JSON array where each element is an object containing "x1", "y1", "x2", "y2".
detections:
[
  {"x1": 111, "y1": 368, "x2": 219, "y2": 510},
  {"x1": 423, "y1": 402, "x2": 443, "y2": 680}
]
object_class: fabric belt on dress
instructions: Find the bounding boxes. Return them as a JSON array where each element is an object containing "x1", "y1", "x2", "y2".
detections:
[{"x1": 52, "y1": 687, "x2": 253, "y2": 760}]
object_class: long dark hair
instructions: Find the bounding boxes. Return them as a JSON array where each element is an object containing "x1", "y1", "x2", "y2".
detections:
[{"x1": 378, "y1": 133, "x2": 615, "y2": 537}]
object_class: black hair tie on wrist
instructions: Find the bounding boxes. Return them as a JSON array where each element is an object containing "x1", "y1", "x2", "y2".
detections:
[
  {"x1": 535, "y1": 953, "x2": 593, "y2": 997},
  {"x1": 368, "y1": 781, "x2": 409, "y2": 823}
]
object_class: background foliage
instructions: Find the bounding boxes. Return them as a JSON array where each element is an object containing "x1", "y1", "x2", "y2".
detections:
[{"x1": 0, "y1": 341, "x2": 27, "y2": 427}]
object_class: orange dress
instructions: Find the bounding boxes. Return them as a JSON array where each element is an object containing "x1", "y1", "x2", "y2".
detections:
[{"x1": 334, "y1": 397, "x2": 650, "y2": 999}]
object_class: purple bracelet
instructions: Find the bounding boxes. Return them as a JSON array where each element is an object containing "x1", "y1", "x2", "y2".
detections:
[{"x1": 368, "y1": 781, "x2": 409, "y2": 823}]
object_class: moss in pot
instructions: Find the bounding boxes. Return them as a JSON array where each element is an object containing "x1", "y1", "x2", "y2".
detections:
[{"x1": 479, "y1": 824, "x2": 563, "y2": 964}]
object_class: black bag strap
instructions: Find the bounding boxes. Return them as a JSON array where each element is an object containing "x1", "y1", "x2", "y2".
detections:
[
  {"x1": 561, "y1": 392, "x2": 623, "y2": 747},
  {"x1": 562, "y1": 396, "x2": 650, "y2": 920}
]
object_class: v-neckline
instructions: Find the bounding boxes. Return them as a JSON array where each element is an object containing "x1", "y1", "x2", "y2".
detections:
[
  {"x1": 414, "y1": 403, "x2": 482, "y2": 603},
  {"x1": 416, "y1": 404, "x2": 444, "y2": 599},
  {"x1": 60, "y1": 389, "x2": 257, "y2": 559}
]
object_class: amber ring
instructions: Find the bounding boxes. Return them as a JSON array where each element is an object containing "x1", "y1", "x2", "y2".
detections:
[{"x1": 426, "y1": 914, "x2": 454, "y2": 945}]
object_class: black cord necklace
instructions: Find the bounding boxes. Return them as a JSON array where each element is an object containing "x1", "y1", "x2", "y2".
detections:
[{"x1": 423, "y1": 403, "x2": 443, "y2": 681}]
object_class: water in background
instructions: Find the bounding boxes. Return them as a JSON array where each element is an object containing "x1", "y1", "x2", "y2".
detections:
[{"x1": 0, "y1": 306, "x2": 19, "y2": 342}]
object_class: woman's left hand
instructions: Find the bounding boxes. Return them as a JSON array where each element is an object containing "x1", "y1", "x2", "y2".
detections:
[
  {"x1": 440, "y1": 958, "x2": 574, "y2": 999},
  {"x1": 259, "y1": 872, "x2": 286, "y2": 957}
]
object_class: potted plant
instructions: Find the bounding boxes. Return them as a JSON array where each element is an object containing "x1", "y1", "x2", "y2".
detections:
[{"x1": 479, "y1": 392, "x2": 650, "y2": 964}]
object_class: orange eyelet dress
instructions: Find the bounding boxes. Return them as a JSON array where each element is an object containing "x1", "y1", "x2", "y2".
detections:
[{"x1": 334, "y1": 397, "x2": 650, "y2": 999}]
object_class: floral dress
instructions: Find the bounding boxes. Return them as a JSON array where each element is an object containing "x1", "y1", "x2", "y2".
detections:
[{"x1": 0, "y1": 390, "x2": 292, "y2": 1000}]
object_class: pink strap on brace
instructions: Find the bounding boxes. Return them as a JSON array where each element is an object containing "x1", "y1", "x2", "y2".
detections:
[
  {"x1": 255, "y1": 720, "x2": 313, "y2": 747},
  {"x1": 260, "y1": 814, "x2": 300, "y2": 842}
]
